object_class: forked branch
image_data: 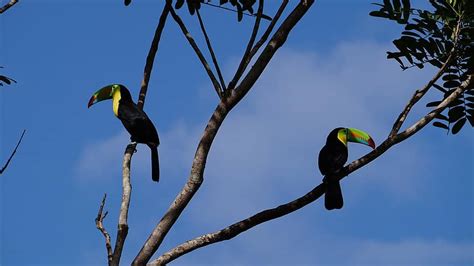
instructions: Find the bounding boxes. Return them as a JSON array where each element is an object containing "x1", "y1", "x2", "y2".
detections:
[
  {"x1": 169, "y1": 5, "x2": 223, "y2": 98},
  {"x1": 196, "y1": 9, "x2": 227, "y2": 92},
  {"x1": 95, "y1": 194, "x2": 113, "y2": 264},
  {"x1": 227, "y1": 0, "x2": 264, "y2": 90},
  {"x1": 133, "y1": 1, "x2": 315, "y2": 265},
  {"x1": 152, "y1": 74, "x2": 472, "y2": 265}
]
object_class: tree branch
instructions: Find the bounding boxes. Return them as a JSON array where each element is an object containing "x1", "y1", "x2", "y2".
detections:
[
  {"x1": 227, "y1": 0, "x2": 264, "y2": 90},
  {"x1": 169, "y1": 5, "x2": 223, "y2": 98},
  {"x1": 109, "y1": 144, "x2": 135, "y2": 265},
  {"x1": 96, "y1": 3, "x2": 170, "y2": 265},
  {"x1": 137, "y1": 1, "x2": 171, "y2": 109},
  {"x1": 389, "y1": 19, "x2": 462, "y2": 138},
  {"x1": 152, "y1": 74, "x2": 472, "y2": 265},
  {"x1": 95, "y1": 194, "x2": 113, "y2": 265},
  {"x1": 133, "y1": 1, "x2": 315, "y2": 265},
  {"x1": 196, "y1": 8, "x2": 227, "y2": 92},
  {"x1": 0, "y1": 0, "x2": 18, "y2": 14},
  {"x1": 0, "y1": 129, "x2": 26, "y2": 175},
  {"x1": 151, "y1": 184, "x2": 325, "y2": 265},
  {"x1": 248, "y1": 1, "x2": 288, "y2": 63}
]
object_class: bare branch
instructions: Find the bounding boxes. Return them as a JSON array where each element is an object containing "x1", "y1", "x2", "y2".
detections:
[
  {"x1": 109, "y1": 144, "x2": 135, "y2": 265},
  {"x1": 95, "y1": 194, "x2": 113, "y2": 265},
  {"x1": 0, "y1": 0, "x2": 18, "y2": 14},
  {"x1": 228, "y1": 0, "x2": 264, "y2": 90},
  {"x1": 133, "y1": 1, "x2": 315, "y2": 265},
  {"x1": 0, "y1": 129, "x2": 26, "y2": 175},
  {"x1": 152, "y1": 74, "x2": 472, "y2": 265},
  {"x1": 389, "y1": 19, "x2": 462, "y2": 138},
  {"x1": 196, "y1": 8, "x2": 227, "y2": 91},
  {"x1": 169, "y1": 5, "x2": 223, "y2": 98},
  {"x1": 249, "y1": 1, "x2": 289, "y2": 61},
  {"x1": 344, "y1": 74, "x2": 472, "y2": 176},
  {"x1": 228, "y1": 0, "x2": 313, "y2": 109},
  {"x1": 137, "y1": 1, "x2": 171, "y2": 109},
  {"x1": 152, "y1": 184, "x2": 325, "y2": 265},
  {"x1": 98, "y1": 3, "x2": 170, "y2": 265}
]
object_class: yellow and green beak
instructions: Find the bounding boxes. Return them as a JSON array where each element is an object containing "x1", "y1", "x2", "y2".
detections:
[
  {"x1": 87, "y1": 85, "x2": 117, "y2": 108},
  {"x1": 346, "y1": 128, "x2": 375, "y2": 149}
]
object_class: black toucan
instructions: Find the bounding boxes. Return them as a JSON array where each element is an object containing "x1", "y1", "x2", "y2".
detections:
[
  {"x1": 318, "y1": 127, "x2": 375, "y2": 210},
  {"x1": 88, "y1": 84, "x2": 160, "y2": 182}
]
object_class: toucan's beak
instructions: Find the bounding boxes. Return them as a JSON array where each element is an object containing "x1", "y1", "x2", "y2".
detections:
[
  {"x1": 87, "y1": 85, "x2": 114, "y2": 108},
  {"x1": 347, "y1": 128, "x2": 375, "y2": 149}
]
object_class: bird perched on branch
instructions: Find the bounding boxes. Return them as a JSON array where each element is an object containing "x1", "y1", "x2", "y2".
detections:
[
  {"x1": 88, "y1": 84, "x2": 160, "y2": 182},
  {"x1": 318, "y1": 127, "x2": 375, "y2": 210}
]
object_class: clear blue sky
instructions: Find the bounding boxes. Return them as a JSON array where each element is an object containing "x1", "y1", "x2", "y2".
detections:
[{"x1": 1, "y1": 1, "x2": 472, "y2": 265}]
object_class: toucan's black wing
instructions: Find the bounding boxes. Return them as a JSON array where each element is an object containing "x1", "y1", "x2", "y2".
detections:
[
  {"x1": 318, "y1": 144, "x2": 347, "y2": 175},
  {"x1": 118, "y1": 102, "x2": 159, "y2": 145}
]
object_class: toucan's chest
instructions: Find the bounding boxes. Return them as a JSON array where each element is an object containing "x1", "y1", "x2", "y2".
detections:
[
  {"x1": 116, "y1": 100, "x2": 159, "y2": 145},
  {"x1": 318, "y1": 142, "x2": 348, "y2": 175}
]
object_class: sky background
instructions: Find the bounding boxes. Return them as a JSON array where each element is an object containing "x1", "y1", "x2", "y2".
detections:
[{"x1": 1, "y1": 0, "x2": 473, "y2": 265}]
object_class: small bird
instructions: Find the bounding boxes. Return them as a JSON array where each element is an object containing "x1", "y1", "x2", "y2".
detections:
[
  {"x1": 88, "y1": 84, "x2": 160, "y2": 182},
  {"x1": 318, "y1": 127, "x2": 375, "y2": 210}
]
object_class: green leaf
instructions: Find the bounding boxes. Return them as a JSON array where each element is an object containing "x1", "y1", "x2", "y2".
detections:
[
  {"x1": 433, "y1": 121, "x2": 449, "y2": 129},
  {"x1": 467, "y1": 115, "x2": 474, "y2": 127},
  {"x1": 401, "y1": 0, "x2": 411, "y2": 22},
  {"x1": 429, "y1": 59, "x2": 443, "y2": 68},
  {"x1": 442, "y1": 74, "x2": 459, "y2": 81},
  {"x1": 370, "y1": 10, "x2": 391, "y2": 18},
  {"x1": 426, "y1": 100, "x2": 441, "y2": 107},
  {"x1": 448, "y1": 106, "x2": 465, "y2": 122},
  {"x1": 443, "y1": 80, "x2": 461, "y2": 88},
  {"x1": 435, "y1": 113, "x2": 449, "y2": 121},
  {"x1": 175, "y1": 0, "x2": 185, "y2": 9},
  {"x1": 433, "y1": 83, "x2": 447, "y2": 92},
  {"x1": 451, "y1": 117, "x2": 466, "y2": 134},
  {"x1": 237, "y1": 3, "x2": 243, "y2": 21}
]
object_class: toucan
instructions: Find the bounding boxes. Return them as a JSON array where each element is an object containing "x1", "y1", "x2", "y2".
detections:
[
  {"x1": 88, "y1": 84, "x2": 160, "y2": 182},
  {"x1": 318, "y1": 127, "x2": 375, "y2": 210}
]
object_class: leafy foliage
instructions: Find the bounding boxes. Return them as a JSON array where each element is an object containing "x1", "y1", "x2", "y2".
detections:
[
  {"x1": 371, "y1": 0, "x2": 473, "y2": 134},
  {"x1": 175, "y1": 0, "x2": 258, "y2": 21}
]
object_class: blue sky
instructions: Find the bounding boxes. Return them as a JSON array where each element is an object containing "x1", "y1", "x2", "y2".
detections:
[{"x1": 1, "y1": 1, "x2": 473, "y2": 265}]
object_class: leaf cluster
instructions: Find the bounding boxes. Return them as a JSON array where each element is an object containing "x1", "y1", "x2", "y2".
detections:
[{"x1": 371, "y1": 0, "x2": 473, "y2": 134}]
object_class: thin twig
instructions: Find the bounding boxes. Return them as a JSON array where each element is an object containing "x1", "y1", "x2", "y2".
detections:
[
  {"x1": 389, "y1": 19, "x2": 462, "y2": 138},
  {"x1": 249, "y1": 0, "x2": 289, "y2": 60},
  {"x1": 228, "y1": 0, "x2": 264, "y2": 91},
  {"x1": 138, "y1": 1, "x2": 171, "y2": 109},
  {"x1": 95, "y1": 194, "x2": 113, "y2": 265},
  {"x1": 196, "y1": 8, "x2": 227, "y2": 92},
  {"x1": 169, "y1": 6, "x2": 223, "y2": 98},
  {"x1": 0, "y1": 129, "x2": 26, "y2": 175},
  {"x1": 0, "y1": 0, "x2": 18, "y2": 14},
  {"x1": 133, "y1": 1, "x2": 315, "y2": 265},
  {"x1": 151, "y1": 74, "x2": 472, "y2": 265}
]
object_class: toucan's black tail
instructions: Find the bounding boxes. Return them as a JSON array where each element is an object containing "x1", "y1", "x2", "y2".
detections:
[
  {"x1": 150, "y1": 145, "x2": 160, "y2": 182},
  {"x1": 325, "y1": 178, "x2": 343, "y2": 210}
]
